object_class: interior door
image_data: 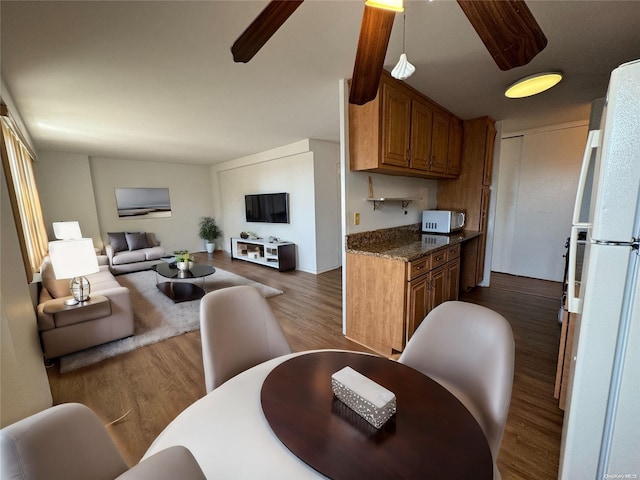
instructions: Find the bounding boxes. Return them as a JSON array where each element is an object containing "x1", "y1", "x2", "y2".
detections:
[{"x1": 492, "y1": 125, "x2": 588, "y2": 281}]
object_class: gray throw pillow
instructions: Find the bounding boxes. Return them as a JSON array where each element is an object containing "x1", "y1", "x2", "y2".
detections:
[
  {"x1": 125, "y1": 232, "x2": 149, "y2": 251},
  {"x1": 108, "y1": 232, "x2": 128, "y2": 253}
]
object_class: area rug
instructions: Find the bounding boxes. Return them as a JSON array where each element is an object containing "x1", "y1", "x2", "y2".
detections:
[{"x1": 58, "y1": 268, "x2": 283, "y2": 373}]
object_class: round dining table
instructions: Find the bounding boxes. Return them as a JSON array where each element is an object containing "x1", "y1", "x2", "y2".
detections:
[{"x1": 143, "y1": 350, "x2": 493, "y2": 479}]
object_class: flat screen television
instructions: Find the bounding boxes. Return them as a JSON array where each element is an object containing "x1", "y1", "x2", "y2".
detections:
[{"x1": 245, "y1": 193, "x2": 289, "y2": 223}]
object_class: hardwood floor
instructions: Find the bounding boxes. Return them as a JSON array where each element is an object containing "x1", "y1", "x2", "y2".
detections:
[{"x1": 46, "y1": 252, "x2": 564, "y2": 479}]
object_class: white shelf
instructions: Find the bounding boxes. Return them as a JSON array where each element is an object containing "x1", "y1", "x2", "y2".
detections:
[{"x1": 230, "y1": 237, "x2": 296, "y2": 272}]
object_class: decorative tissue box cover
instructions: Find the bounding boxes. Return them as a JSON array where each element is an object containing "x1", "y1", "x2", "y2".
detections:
[{"x1": 331, "y1": 366, "x2": 396, "y2": 429}]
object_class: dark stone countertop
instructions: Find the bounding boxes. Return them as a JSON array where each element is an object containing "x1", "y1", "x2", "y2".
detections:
[{"x1": 346, "y1": 230, "x2": 482, "y2": 262}]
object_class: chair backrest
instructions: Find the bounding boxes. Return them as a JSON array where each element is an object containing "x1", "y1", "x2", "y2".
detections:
[
  {"x1": 1, "y1": 403, "x2": 206, "y2": 480},
  {"x1": 200, "y1": 285, "x2": 292, "y2": 392},
  {"x1": 399, "y1": 301, "x2": 515, "y2": 459},
  {"x1": 1, "y1": 403, "x2": 128, "y2": 480}
]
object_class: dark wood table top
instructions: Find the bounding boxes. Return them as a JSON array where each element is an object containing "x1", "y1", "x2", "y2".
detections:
[
  {"x1": 152, "y1": 262, "x2": 215, "y2": 279},
  {"x1": 261, "y1": 351, "x2": 493, "y2": 480}
]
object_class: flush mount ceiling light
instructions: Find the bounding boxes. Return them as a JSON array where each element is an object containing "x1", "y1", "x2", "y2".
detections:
[
  {"x1": 365, "y1": 0, "x2": 404, "y2": 12},
  {"x1": 505, "y1": 72, "x2": 563, "y2": 98}
]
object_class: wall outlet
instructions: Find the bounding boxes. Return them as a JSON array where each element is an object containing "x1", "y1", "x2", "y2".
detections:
[{"x1": 354, "y1": 212, "x2": 360, "y2": 225}]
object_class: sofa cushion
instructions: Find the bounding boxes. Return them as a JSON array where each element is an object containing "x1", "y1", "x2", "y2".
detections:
[
  {"x1": 145, "y1": 246, "x2": 165, "y2": 261},
  {"x1": 41, "y1": 259, "x2": 71, "y2": 299},
  {"x1": 108, "y1": 232, "x2": 128, "y2": 253},
  {"x1": 125, "y1": 232, "x2": 149, "y2": 251},
  {"x1": 87, "y1": 266, "x2": 122, "y2": 290},
  {"x1": 112, "y1": 250, "x2": 146, "y2": 265}
]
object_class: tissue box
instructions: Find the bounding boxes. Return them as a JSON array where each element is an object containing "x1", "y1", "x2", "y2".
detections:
[{"x1": 331, "y1": 366, "x2": 396, "y2": 429}]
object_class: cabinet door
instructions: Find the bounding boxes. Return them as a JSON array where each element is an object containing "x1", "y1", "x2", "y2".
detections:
[
  {"x1": 430, "y1": 111, "x2": 449, "y2": 173},
  {"x1": 406, "y1": 274, "x2": 429, "y2": 343},
  {"x1": 381, "y1": 84, "x2": 411, "y2": 168},
  {"x1": 446, "y1": 258, "x2": 460, "y2": 301},
  {"x1": 409, "y1": 101, "x2": 433, "y2": 171},
  {"x1": 447, "y1": 117, "x2": 462, "y2": 176},
  {"x1": 429, "y1": 264, "x2": 447, "y2": 312}
]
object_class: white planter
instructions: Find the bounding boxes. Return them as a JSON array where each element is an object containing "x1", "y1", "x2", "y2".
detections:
[{"x1": 206, "y1": 242, "x2": 215, "y2": 253}]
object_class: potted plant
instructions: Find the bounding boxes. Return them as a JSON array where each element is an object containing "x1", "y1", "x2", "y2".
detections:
[
  {"x1": 199, "y1": 216, "x2": 222, "y2": 253},
  {"x1": 174, "y1": 250, "x2": 194, "y2": 271}
]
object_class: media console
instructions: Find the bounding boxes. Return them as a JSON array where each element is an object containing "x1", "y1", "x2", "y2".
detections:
[{"x1": 230, "y1": 237, "x2": 296, "y2": 272}]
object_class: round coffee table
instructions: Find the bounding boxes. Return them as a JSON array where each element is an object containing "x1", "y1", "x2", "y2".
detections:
[{"x1": 151, "y1": 262, "x2": 216, "y2": 303}]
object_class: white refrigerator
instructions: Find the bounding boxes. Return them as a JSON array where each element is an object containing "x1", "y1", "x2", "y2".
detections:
[{"x1": 561, "y1": 59, "x2": 640, "y2": 479}]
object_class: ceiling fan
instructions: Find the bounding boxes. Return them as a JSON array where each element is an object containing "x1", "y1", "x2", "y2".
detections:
[{"x1": 231, "y1": 0, "x2": 547, "y2": 106}]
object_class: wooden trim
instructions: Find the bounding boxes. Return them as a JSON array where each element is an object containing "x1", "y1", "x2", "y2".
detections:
[{"x1": 0, "y1": 102, "x2": 37, "y2": 159}]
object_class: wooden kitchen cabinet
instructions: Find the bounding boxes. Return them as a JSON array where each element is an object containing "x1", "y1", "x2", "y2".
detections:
[
  {"x1": 447, "y1": 117, "x2": 463, "y2": 176},
  {"x1": 347, "y1": 244, "x2": 462, "y2": 356},
  {"x1": 438, "y1": 117, "x2": 496, "y2": 290},
  {"x1": 381, "y1": 83, "x2": 411, "y2": 168},
  {"x1": 350, "y1": 70, "x2": 461, "y2": 180}
]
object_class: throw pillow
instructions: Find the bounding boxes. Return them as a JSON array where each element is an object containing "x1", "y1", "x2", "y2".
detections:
[
  {"x1": 108, "y1": 232, "x2": 128, "y2": 253},
  {"x1": 40, "y1": 258, "x2": 71, "y2": 298},
  {"x1": 126, "y1": 232, "x2": 149, "y2": 251}
]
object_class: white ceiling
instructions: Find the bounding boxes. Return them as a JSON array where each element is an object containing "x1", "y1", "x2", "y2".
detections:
[{"x1": 2, "y1": 1, "x2": 640, "y2": 165}]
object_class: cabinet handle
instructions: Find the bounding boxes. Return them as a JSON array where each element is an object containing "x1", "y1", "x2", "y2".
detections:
[{"x1": 407, "y1": 148, "x2": 411, "y2": 161}]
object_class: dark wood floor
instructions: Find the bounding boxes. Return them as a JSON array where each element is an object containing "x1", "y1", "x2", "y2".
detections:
[{"x1": 46, "y1": 251, "x2": 564, "y2": 479}]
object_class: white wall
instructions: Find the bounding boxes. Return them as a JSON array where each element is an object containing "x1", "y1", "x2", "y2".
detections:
[
  {"x1": 310, "y1": 139, "x2": 341, "y2": 273},
  {"x1": 36, "y1": 152, "x2": 102, "y2": 247},
  {"x1": 212, "y1": 139, "x2": 340, "y2": 274},
  {"x1": 492, "y1": 122, "x2": 589, "y2": 281},
  {"x1": 89, "y1": 157, "x2": 214, "y2": 254}
]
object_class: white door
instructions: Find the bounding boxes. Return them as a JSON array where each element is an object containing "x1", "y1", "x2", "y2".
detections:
[{"x1": 492, "y1": 125, "x2": 588, "y2": 281}]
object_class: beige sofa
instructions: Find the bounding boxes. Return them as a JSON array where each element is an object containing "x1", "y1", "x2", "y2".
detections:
[
  {"x1": 37, "y1": 258, "x2": 134, "y2": 359},
  {"x1": 105, "y1": 231, "x2": 165, "y2": 275}
]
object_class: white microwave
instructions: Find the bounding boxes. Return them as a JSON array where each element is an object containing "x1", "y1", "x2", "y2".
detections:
[{"x1": 422, "y1": 210, "x2": 465, "y2": 233}]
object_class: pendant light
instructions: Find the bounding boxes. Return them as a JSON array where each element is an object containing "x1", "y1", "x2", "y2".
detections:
[{"x1": 391, "y1": 11, "x2": 415, "y2": 80}]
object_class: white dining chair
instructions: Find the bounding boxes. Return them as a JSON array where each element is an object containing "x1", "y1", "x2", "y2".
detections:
[
  {"x1": 0, "y1": 403, "x2": 205, "y2": 480},
  {"x1": 199, "y1": 285, "x2": 292, "y2": 392},
  {"x1": 399, "y1": 301, "x2": 515, "y2": 479}
]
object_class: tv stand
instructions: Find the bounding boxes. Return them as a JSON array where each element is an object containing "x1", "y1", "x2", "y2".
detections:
[{"x1": 231, "y1": 238, "x2": 296, "y2": 272}]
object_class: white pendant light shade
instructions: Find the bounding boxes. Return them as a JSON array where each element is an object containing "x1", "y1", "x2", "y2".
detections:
[
  {"x1": 505, "y1": 72, "x2": 563, "y2": 98},
  {"x1": 391, "y1": 53, "x2": 415, "y2": 80},
  {"x1": 391, "y1": 10, "x2": 414, "y2": 80}
]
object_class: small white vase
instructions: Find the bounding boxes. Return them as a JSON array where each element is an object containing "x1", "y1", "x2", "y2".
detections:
[{"x1": 206, "y1": 242, "x2": 215, "y2": 254}]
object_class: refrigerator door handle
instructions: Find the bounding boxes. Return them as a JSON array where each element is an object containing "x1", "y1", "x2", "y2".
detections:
[
  {"x1": 572, "y1": 130, "x2": 601, "y2": 226},
  {"x1": 567, "y1": 225, "x2": 587, "y2": 313}
]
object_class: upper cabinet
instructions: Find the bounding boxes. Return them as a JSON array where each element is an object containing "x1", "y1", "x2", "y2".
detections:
[{"x1": 350, "y1": 71, "x2": 462, "y2": 180}]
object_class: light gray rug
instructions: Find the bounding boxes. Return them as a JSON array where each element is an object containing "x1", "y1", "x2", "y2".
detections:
[{"x1": 58, "y1": 268, "x2": 283, "y2": 373}]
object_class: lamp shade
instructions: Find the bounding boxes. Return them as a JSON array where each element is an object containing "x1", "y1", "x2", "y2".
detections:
[
  {"x1": 52, "y1": 221, "x2": 82, "y2": 240},
  {"x1": 49, "y1": 239, "x2": 99, "y2": 279}
]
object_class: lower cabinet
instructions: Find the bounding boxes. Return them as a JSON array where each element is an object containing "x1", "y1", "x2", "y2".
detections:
[
  {"x1": 346, "y1": 244, "x2": 461, "y2": 356},
  {"x1": 406, "y1": 244, "x2": 460, "y2": 342}
]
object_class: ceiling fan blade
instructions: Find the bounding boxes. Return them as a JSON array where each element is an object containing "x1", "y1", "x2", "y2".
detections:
[
  {"x1": 457, "y1": 0, "x2": 547, "y2": 71},
  {"x1": 349, "y1": 5, "x2": 396, "y2": 105},
  {"x1": 231, "y1": 0, "x2": 304, "y2": 63}
]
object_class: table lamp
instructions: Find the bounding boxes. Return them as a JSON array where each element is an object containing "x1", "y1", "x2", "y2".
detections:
[
  {"x1": 48, "y1": 238, "x2": 100, "y2": 305},
  {"x1": 52, "y1": 221, "x2": 82, "y2": 240}
]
